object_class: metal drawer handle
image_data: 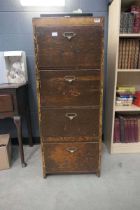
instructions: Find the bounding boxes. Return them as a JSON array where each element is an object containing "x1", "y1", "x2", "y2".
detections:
[
  {"x1": 63, "y1": 32, "x2": 76, "y2": 40},
  {"x1": 66, "y1": 147, "x2": 78, "y2": 153},
  {"x1": 64, "y1": 76, "x2": 76, "y2": 83},
  {"x1": 65, "y1": 113, "x2": 77, "y2": 120}
]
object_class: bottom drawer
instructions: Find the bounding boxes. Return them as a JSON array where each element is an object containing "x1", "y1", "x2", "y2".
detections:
[{"x1": 43, "y1": 142, "x2": 99, "y2": 173}]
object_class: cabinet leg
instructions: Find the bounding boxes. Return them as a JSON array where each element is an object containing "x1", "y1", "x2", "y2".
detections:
[
  {"x1": 26, "y1": 108, "x2": 33, "y2": 147},
  {"x1": 13, "y1": 116, "x2": 27, "y2": 167},
  {"x1": 96, "y1": 170, "x2": 101, "y2": 177}
]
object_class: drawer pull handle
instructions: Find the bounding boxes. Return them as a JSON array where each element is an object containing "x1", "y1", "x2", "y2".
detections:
[
  {"x1": 63, "y1": 32, "x2": 76, "y2": 40},
  {"x1": 66, "y1": 148, "x2": 78, "y2": 153},
  {"x1": 64, "y1": 76, "x2": 76, "y2": 83},
  {"x1": 65, "y1": 113, "x2": 77, "y2": 120}
]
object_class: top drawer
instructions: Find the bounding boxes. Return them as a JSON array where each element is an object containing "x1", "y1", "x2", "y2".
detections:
[
  {"x1": 35, "y1": 26, "x2": 103, "y2": 69},
  {"x1": 0, "y1": 94, "x2": 13, "y2": 113}
]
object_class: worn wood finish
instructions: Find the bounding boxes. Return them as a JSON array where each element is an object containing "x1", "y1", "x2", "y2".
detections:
[
  {"x1": 44, "y1": 142, "x2": 99, "y2": 173},
  {"x1": 33, "y1": 17, "x2": 104, "y2": 27},
  {"x1": 41, "y1": 108, "x2": 100, "y2": 137},
  {"x1": 36, "y1": 26, "x2": 102, "y2": 69},
  {"x1": 40, "y1": 70, "x2": 100, "y2": 107},
  {"x1": 42, "y1": 136, "x2": 98, "y2": 143},
  {"x1": 0, "y1": 94, "x2": 13, "y2": 113},
  {"x1": 33, "y1": 16, "x2": 104, "y2": 177}
]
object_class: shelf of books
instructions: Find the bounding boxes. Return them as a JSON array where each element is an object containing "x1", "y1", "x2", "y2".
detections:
[{"x1": 105, "y1": 0, "x2": 140, "y2": 154}]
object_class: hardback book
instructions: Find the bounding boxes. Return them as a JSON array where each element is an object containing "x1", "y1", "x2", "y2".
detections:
[
  {"x1": 122, "y1": 39, "x2": 126, "y2": 69},
  {"x1": 131, "y1": 39, "x2": 136, "y2": 68},
  {"x1": 133, "y1": 118, "x2": 138, "y2": 142},
  {"x1": 114, "y1": 118, "x2": 120, "y2": 143},
  {"x1": 119, "y1": 116, "x2": 125, "y2": 142},
  {"x1": 127, "y1": 39, "x2": 132, "y2": 69},
  {"x1": 138, "y1": 118, "x2": 140, "y2": 142},
  {"x1": 118, "y1": 39, "x2": 123, "y2": 69},
  {"x1": 128, "y1": 13, "x2": 134, "y2": 33},
  {"x1": 134, "y1": 39, "x2": 139, "y2": 68},
  {"x1": 124, "y1": 39, "x2": 129, "y2": 69}
]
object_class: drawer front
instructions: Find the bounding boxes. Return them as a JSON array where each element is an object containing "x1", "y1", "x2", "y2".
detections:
[
  {"x1": 44, "y1": 142, "x2": 99, "y2": 173},
  {"x1": 41, "y1": 108, "x2": 100, "y2": 137},
  {"x1": 40, "y1": 70, "x2": 101, "y2": 107},
  {"x1": 35, "y1": 26, "x2": 103, "y2": 69},
  {"x1": 0, "y1": 94, "x2": 13, "y2": 113}
]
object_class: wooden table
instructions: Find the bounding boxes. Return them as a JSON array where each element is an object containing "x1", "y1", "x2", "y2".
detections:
[{"x1": 0, "y1": 83, "x2": 33, "y2": 167}]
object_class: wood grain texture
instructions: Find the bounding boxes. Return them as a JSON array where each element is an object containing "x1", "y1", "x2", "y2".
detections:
[
  {"x1": 33, "y1": 16, "x2": 104, "y2": 177},
  {"x1": 32, "y1": 17, "x2": 104, "y2": 27},
  {"x1": 42, "y1": 136, "x2": 98, "y2": 143},
  {"x1": 35, "y1": 25, "x2": 102, "y2": 69},
  {"x1": 40, "y1": 108, "x2": 100, "y2": 137},
  {"x1": 44, "y1": 142, "x2": 99, "y2": 173},
  {"x1": 40, "y1": 70, "x2": 100, "y2": 107}
]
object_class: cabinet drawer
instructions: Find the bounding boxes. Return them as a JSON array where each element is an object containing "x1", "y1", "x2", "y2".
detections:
[
  {"x1": 44, "y1": 142, "x2": 99, "y2": 173},
  {"x1": 41, "y1": 108, "x2": 100, "y2": 137},
  {"x1": 40, "y1": 70, "x2": 101, "y2": 107},
  {"x1": 35, "y1": 26, "x2": 103, "y2": 69},
  {"x1": 0, "y1": 94, "x2": 13, "y2": 113}
]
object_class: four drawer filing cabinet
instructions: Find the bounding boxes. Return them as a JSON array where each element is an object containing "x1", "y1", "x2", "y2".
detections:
[{"x1": 32, "y1": 15, "x2": 104, "y2": 177}]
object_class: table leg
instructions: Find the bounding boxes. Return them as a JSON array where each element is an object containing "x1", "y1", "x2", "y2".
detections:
[{"x1": 13, "y1": 116, "x2": 27, "y2": 167}]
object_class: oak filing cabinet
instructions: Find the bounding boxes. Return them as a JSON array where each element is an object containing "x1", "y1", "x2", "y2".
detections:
[{"x1": 32, "y1": 15, "x2": 104, "y2": 177}]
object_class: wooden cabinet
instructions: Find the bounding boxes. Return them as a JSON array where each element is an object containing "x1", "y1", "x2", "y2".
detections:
[{"x1": 33, "y1": 16, "x2": 104, "y2": 177}]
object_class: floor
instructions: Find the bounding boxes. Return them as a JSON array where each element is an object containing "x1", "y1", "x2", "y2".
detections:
[{"x1": 0, "y1": 144, "x2": 140, "y2": 210}]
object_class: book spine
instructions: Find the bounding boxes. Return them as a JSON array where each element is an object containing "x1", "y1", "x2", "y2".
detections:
[
  {"x1": 127, "y1": 119, "x2": 131, "y2": 143},
  {"x1": 138, "y1": 41, "x2": 140, "y2": 69},
  {"x1": 118, "y1": 39, "x2": 123, "y2": 69},
  {"x1": 128, "y1": 39, "x2": 132, "y2": 69},
  {"x1": 120, "y1": 13, "x2": 124, "y2": 33},
  {"x1": 123, "y1": 13, "x2": 128, "y2": 33},
  {"x1": 113, "y1": 119, "x2": 116, "y2": 143},
  {"x1": 134, "y1": 118, "x2": 138, "y2": 142},
  {"x1": 116, "y1": 118, "x2": 120, "y2": 143},
  {"x1": 130, "y1": 39, "x2": 136, "y2": 69},
  {"x1": 132, "y1": 118, "x2": 135, "y2": 142},
  {"x1": 134, "y1": 39, "x2": 139, "y2": 69},
  {"x1": 122, "y1": 39, "x2": 126, "y2": 69},
  {"x1": 128, "y1": 13, "x2": 134, "y2": 33},
  {"x1": 124, "y1": 119, "x2": 128, "y2": 143},
  {"x1": 138, "y1": 118, "x2": 140, "y2": 142},
  {"x1": 133, "y1": 13, "x2": 140, "y2": 33},
  {"x1": 124, "y1": 39, "x2": 129, "y2": 69},
  {"x1": 119, "y1": 116, "x2": 125, "y2": 142}
]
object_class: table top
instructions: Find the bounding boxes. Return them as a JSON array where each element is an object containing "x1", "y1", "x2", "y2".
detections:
[{"x1": 0, "y1": 82, "x2": 27, "y2": 89}]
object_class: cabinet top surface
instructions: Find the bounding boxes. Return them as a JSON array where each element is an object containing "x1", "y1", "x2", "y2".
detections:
[{"x1": 32, "y1": 16, "x2": 104, "y2": 27}]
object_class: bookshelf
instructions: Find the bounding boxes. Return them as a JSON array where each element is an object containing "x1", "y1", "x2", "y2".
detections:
[{"x1": 105, "y1": 0, "x2": 140, "y2": 154}]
